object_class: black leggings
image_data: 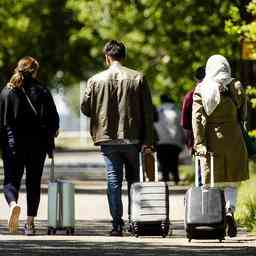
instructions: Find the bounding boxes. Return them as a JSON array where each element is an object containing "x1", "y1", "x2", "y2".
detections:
[{"x1": 3, "y1": 143, "x2": 46, "y2": 217}]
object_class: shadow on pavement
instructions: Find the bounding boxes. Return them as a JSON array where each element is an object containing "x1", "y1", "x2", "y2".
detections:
[
  {"x1": 0, "y1": 220, "x2": 255, "y2": 256},
  {"x1": 0, "y1": 220, "x2": 185, "y2": 237},
  {"x1": 0, "y1": 239, "x2": 255, "y2": 256}
]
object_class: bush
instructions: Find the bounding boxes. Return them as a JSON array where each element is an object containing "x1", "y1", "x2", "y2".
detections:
[
  {"x1": 179, "y1": 164, "x2": 194, "y2": 185},
  {"x1": 235, "y1": 161, "x2": 256, "y2": 233}
]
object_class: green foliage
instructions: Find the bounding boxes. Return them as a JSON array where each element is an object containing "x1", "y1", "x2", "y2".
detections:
[
  {"x1": 225, "y1": 6, "x2": 243, "y2": 36},
  {"x1": 0, "y1": 0, "x2": 239, "y2": 102},
  {"x1": 236, "y1": 161, "x2": 256, "y2": 233},
  {"x1": 179, "y1": 163, "x2": 194, "y2": 185},
  {"x1": 246, "y1": 86, "x2": 256, "y2": 109},
  {"x1": 0, "y1": 0, "x2": 84, "y2": 86},
  {"x1": 225, "y1": 1, "x2": 256, "y2": 139},
  {"x1": 224, "y1": 1, "x2": 256, "y2": 41},
  {"x1": 66, "y1": 0, "x2": 239, "y2": 101}
]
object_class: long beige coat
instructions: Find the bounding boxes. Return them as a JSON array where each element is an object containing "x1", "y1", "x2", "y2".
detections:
[{"x1": 192, "y1": 80, "x2": 249, "y2": 183}]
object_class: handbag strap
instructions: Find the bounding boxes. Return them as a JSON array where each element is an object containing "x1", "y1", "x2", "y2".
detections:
[
  {"x1": 21, "y1": 87, "x2": 38, "y2": 116},
  {"x1": 228, "y1": 83, "x2": 248, "y2": 129}
]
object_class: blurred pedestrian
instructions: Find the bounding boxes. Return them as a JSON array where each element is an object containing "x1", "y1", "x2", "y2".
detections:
[
  {"x1": 81, "y1": 40, "x2": 154, "y2": 236},
  {"x1": 154, "y1": 94, "x2": 185, "y2": 184},
  {"x1": 181, "y1": 66, "x2": 205, "y2": 153},
  {"x1": 0, "y1": 56, "x2": 59, "y2": 235},
  {"x1": 192, "y1": 54, "x2": 249, "y2": 237}
]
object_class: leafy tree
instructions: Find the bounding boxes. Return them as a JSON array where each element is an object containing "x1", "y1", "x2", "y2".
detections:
[
  {"x1": 225, "y1": 0, "x2": 255, "y2": 41},
  {"x1": 0, "y1": 0, "x2": 239, "y2": 104},
  {"x1": 66, "y1": 0, "x2": 239, "y2": 102},
  {"x1": 0, "y1": 0, "x2": 85, "y2": 86},
  {"x1": 225, "y1": 0, "x2": 256, "y2": 131}
]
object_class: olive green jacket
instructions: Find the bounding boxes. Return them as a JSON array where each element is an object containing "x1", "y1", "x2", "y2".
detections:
[
  {"x1": 81, "y1": 62, "x2": 154, "y2": 146},
  {"x1": 192, "y1": 80, "x2": 249, "y2": 183}
]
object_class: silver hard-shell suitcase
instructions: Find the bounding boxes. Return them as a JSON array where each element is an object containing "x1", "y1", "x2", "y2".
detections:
[
  {"x1": 130, "y1": 152, "x2": 170, "y2": 237},
  {"x1": 184, "y1": 153, "x2": 226, "y2": 242},
  {"x1": 47, "y1": 157, "x2": 75, "y2": 235}
]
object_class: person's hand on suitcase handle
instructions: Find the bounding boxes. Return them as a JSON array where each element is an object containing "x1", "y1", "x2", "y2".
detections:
[
  {"x1": 141, "y1": 144, "x2": 154, "y2": 153},
  {"x1": 195, "y1": 145, "x2": 215, "y2": 157},
  {"x1": 195, "y1": 144, "x2": 207, "y2": 156}
]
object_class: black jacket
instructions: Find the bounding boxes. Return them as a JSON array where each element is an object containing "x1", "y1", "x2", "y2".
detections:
[{"x1": 0, "y1": 78, "x2": 59, "y2": 156}]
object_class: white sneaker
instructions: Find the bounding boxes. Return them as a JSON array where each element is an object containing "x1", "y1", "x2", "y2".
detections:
[{"x1": 8, "y1": 204, "x2": 21, "y2": 233}]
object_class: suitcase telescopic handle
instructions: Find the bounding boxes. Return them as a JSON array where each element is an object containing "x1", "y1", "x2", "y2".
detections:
[
  {"x1": 154, "y1": 152, "x2": 159, "y2": 182},
  {"x1": 139, "y1": 153, "x2": 143, "y2": 182},
  {"x1": 49, "y1": 156, "x2": 55, "y2": 183},
  {"x1": 195, "y1": 152, "x2": 214, "y2": 187}
]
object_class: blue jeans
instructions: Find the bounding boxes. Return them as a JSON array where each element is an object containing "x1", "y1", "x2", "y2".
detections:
[{"x1": 101, "y1": 144, "x2": 140, "y2": 228}]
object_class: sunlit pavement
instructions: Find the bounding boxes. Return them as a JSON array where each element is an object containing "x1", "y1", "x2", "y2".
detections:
[
  {"x1": 0, "y1": 220, "x2": 255, "y2": 256},
  {"x1": 0, "y1": 183, "x2": 255, "y2": 256},
  {"x1": 0, "y1": 151, "x2": 255, "y2": 255}
]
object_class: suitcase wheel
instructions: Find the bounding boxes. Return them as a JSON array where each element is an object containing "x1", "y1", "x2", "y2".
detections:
[
  {"x1": 219, "y1": 237, "x2": 224, "y2": 243},
  {"x1": 48, "y1": 227, "x2": 56, "y2": 235},
  {"x1": 66, "y1": 228, "x2": 75, "y2": 236},
  {"x1": 128, "y1": 223, "x2": 133, "y2": 234},
  {"x1": 161, "y1": 229, "x2": 168, "y2": 238},
  {"x1": 132, "y1": 223, "x2": 139, "y2": 237},
  {"x1": 161, "y1": 222, "x2": 169, "y2": 238},
  {"x1": 186, "y1": 232, "x2": 192, "y2": 242}
]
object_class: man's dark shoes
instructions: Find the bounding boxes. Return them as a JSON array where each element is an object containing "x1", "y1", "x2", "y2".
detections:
[
  {"x1": 110, "y1": 228, "x2": 123, "y2": 236},
  {"x1": 110, "y1": 219, "x2": 124, "y2": 236},
  {"x1": 226, "y1": 209, "x2": 237, "y2": 238}
]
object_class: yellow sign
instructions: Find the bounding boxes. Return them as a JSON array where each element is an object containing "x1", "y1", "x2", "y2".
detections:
[{"x1": 241, "y1": 40, "x2": 256, "y2": 60}]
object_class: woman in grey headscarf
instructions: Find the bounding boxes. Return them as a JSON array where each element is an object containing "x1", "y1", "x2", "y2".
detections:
[{"x1": 192, "y1": 54, "x2": 249, "y2": 237}]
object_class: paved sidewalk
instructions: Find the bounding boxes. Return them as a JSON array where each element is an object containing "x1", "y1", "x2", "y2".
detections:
[
  {"x1": 0, "y1": 181, "x2": 186, "y2": 221},
  {"x1": 0, "y1": 180, "x2": 255, "y2": 256},
  {"x1": 0, "y1": 150, "x2": 255, "y2": 255},
  {"x1": 0, "y1": 220, "x2": 255, "y2": 256}
]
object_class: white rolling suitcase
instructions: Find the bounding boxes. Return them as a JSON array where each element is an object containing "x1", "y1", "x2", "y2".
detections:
[
  {"x1": 47, "y1": 157, "x2": 75, "y2": 235},
  {"x1": 129, "y1": 152, "x2": 170, "y2": 237}
]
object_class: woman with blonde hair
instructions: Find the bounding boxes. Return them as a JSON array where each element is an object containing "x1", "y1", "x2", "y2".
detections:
[
  {"x1": 0, "y1": 56, "x2": 59, "y2": 235},
  {"x1": 192, "y1": 54, "x2": 249, "y2": 237}
]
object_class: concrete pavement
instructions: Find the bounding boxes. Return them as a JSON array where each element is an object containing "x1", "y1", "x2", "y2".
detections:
[
  {"x1": 0, "y1": 150, "x2": 255, "y2": 255},
  {"x1": 0, "y1": 220, "x2": 255, "y2": 256},
  {"x1": 0, "y1": 181, "x2": 185, "y2": 221},
  {"x1": 0, "y1": 180, "x2": 255, "y2": 256},
  {"x1": 0, "y1": 234, "x2": 255, "y2": 256}
]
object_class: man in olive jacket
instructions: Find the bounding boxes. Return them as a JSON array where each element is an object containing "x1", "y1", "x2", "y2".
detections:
[{"x1": 81, "y1": 40, "x2": 154, "y2": 236}]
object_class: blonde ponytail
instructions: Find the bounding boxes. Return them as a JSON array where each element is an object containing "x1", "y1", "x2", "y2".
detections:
[
  {"x1": 7, "y1": 56, "x2": 39, "y2": 89},
  {"x1": 7, "y1": 71, "x2": 24, "y2": 89}
]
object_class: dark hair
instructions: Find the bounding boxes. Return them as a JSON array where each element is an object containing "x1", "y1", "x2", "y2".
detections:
[
  {"x1": 103, "y1": 40, "x2": 126, "y2": 61},
  {"x1": 7, "y1": 56, "x2": 39, "y2": 88},
  {"x1": 195, "y1": 66, "x2": 205, "y2": 81},
  {"x1": 160, "y1": 93, "x2": 174, "y2": 103}
]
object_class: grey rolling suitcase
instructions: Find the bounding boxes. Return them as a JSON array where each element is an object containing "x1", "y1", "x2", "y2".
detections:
[
  {"x1": 47, "y1": 157, "x2": 75, "y2": 235},
  {"x1": 129, "y1": 152, "x2": 170, "y2": 237},
  {"x1": 184, "y1": 153, "x2": 226, "y2": 242}
]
